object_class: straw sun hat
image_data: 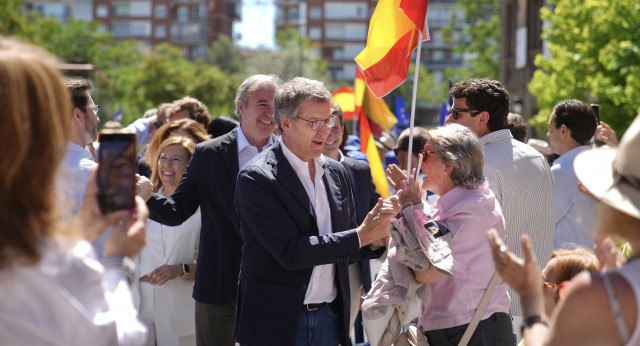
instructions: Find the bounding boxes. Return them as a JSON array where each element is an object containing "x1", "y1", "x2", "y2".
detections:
[{"x1": 574, "y1": 115, "x2": 640, "y2": 219}]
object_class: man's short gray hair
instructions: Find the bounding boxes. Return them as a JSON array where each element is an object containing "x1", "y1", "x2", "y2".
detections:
[
  {"x1": 234, "y1": 74, "x2": 281, "y2": 119},
  {"x1": 429, "y1": 124, "x2": 485, "y2": 189},
  {"x1": 274, "y1": 77, "x2": 333, "y2": 132}
]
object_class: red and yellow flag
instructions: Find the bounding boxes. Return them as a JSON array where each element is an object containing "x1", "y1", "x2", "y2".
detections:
[
  {"x1": 354, "y1": 70, "x2": 397, "y2": 131},
  {"x1": 355, "y1": 0, "x2": 429, "y2": 99},
  {"x1": 331, "y1": 87, "x2": 356, "y2": 120},
  {"x1": 355, "y1": 69, "x2": 391, "y2": 198}
]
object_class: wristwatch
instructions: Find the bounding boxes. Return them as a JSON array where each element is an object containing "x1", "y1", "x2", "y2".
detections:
[
  {"x1": 521, "y1": 315, "x2": 549, "y2": 335},
  {"x1": 182, "y1": 263, "x2": 190, "y2": 278}
]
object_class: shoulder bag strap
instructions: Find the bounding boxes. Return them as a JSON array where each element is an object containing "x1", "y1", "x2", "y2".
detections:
[{"x1": 458, "y1": 271, "x2": 499, "y2": 346}]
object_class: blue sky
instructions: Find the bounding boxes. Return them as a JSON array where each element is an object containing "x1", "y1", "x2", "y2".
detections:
[{"x1": 233, "y1": 0, "x2": 276, "y2": 49}]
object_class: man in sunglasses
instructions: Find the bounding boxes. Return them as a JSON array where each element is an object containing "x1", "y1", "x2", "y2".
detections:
[
  {"x1": 446, "y1": 78, "x2": 555, "y2": 341},
  {"x1": 233, "y1": 77, "x2": 399, "y2": 346}
]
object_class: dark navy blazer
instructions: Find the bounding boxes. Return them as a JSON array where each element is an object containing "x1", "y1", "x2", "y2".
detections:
[
  {"x1": 147, "y1": 128, "x2": 247, "y2": 305},
  {"x1": 233, "y1": 140, "x2": 385, "y2": 346}
]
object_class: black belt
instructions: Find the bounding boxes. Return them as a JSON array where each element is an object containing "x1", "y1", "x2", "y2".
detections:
[{"x1": 302, "y1": 302, "x2": 331, "y2": 311}]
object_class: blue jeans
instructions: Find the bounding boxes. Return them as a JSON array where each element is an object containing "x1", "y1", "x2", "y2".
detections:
[{"x1": 296, "y1": 305, "x2": 339, "y2": 346}]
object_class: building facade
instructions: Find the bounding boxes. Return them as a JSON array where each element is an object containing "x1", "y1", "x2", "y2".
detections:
[
  {"x1": 23, "y1": 0, "x2": 240, "y2": 60},
  {"x1": 500, "y1": 0, "x2": 546, "y2": 131}
]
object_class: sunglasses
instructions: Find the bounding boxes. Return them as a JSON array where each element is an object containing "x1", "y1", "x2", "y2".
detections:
[
  {"x1": 420, "y1": 150, "x2": 437, "y2": 159},
  {"x1": 83, "y1": 105, "x2": 100, "y2": 116},
  {"x1": 450, "y1": 107, "x2": 482, "y2": 120},
  {"x1": 542, "y1": 281, "x2": 557, "y2": 289}
]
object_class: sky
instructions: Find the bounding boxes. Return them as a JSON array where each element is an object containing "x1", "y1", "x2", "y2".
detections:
[{"x1": 233, "y1": 0, "x2": 276, "y2": 49}]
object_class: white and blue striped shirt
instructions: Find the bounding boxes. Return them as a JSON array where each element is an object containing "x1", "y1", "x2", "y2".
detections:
[{"x1": 481, "y1": 129, "x2": 555, "y2": 316}]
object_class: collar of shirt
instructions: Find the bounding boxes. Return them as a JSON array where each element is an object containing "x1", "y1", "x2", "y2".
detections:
[
  {"x1": 553, "y1": 145, "x2": 590, "y2": 167},
  {"x1": 337, "y1": 150, "x2": 345, "y2": 163},
  {"x1": 280, "y1": 140, "x2": 326, "y2": 179},
  {"x1": 237, "y1": 125, "x2": 273, "y2": 154},
  {"x1": 66, "y1": 141, "x2": 94, "y2": 161},
  {"x1": 480, "y1": 129, "x2": 512, "y2": 145}
]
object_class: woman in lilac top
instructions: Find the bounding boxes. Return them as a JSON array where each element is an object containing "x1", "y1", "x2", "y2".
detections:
[{"x1": 400, "y1": 124, "x2": 515, "y2": 345}]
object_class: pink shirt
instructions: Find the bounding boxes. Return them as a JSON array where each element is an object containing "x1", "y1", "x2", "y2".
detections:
[{"x1": 421, "y1": 186, "x2": 511, "y2": 331}]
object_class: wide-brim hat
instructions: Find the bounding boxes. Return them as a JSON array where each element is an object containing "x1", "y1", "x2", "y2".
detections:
[{"x1": 575, "y1": 115, "x2": 640, "y2": 219}]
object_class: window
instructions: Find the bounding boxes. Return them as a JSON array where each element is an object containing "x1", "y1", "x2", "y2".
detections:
[
  {"x1": 309, "y1": 27, "x2": 321, "y2": 40},
  {"x1": 345, "y1": 23, "x2": 366, "y2": 40},
  {"x1": 325, "y1": 3, "x2": 368, "y2": 19},
  {"x1": 333, "y1": 48, "x2": 343, "y2": 60},
  {"x1": 325, "y1": 23, "x2": 344, "y2": 39},
  {"x1": 155, "y1": 5, "x2": 166, "y2": 18},
  {"x1": 130, "y1": 1, "x2": 151, "y2": 16},
  {"x1": 178, "y1": 6, "x2": 189, "y2": 21},
  {"x1": 131, "y1": 21, "x2": 151, "y2": 36},
  {"x1": 112, "y1": 2, "x2": 130, "y2": 17},
  {"x1": 112, "y1": 21, "x2": 130, "y2": 37},
  {"x1": 289, "y1": 8, "x2": 299, "y2": 21},
  {"x1": 309, "y1": 6, "x2": 322, "y2": 19},
  {"x1": 343, "y1": 43, "x2": 365, "y2": 58},
  {"x1": 155, "y1": 25, "x2": 166, "y2": 38},
  {"x1": 96, "y1": 5, "x2": 108, "y2": 18}
]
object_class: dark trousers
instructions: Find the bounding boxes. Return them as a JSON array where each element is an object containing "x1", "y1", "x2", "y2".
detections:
[
  {"x1": 195, "y1": 299, "x2": 236, "y2": 346},
  {"x1": 424, "y1": 312, "x2": 516, "y2": 346}
]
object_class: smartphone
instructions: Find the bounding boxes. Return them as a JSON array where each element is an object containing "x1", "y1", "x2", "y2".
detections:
[{"x1": 98, "y1": 131, "x2": 137, "y2": 214}]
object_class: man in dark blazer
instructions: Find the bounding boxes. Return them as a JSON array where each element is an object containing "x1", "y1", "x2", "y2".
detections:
[
  {"x1": 323, "y1": 103, "x2": 381, "y2": 340},
  {"x1": 144, "y1": 75, "x2": 281, "y2": 346},
  {"x1": 234, "y1": 77, "x2": 398, "y2": 346}
]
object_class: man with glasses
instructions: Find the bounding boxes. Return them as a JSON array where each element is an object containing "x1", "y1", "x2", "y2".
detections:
[
  {"x1": 446, "y1": 78, "x2": 555, "y2": 341},
  {"x1": 233, "y1": 77, "x2": 398, "y2": 346},
  {"x1": 56, "y1": 79, "x2": 106, "y2": 253}
]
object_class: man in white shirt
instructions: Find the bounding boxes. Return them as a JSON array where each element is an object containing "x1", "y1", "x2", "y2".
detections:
[
  {"x1": 546, "y1": 99, "x2": 598, "y2": 249},
  {"x1": 57, "y1": 79, "x2": 99, "y2": 216},
  {"x1": 446, "y1": 78, "x2": 555, "y2": 337},
  {"x1": 233, "y1": 77, "x2": 397, "y2": 346}
]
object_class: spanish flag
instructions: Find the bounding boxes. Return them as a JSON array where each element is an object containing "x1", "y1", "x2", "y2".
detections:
[
  {"x1": 332, "y1": 87, "x2": 356, "y2": 120},
  {"x1": 355, "y1": 0, "x2": 429, "y2": 99},
  {"x1": 356, "y1": 68, "x2": 391, "y2": 198}
]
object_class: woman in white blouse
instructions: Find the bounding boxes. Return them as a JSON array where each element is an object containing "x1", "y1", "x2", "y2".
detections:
[{"x1": 136, "y1": 136, "x2": 201, "y2": 346}]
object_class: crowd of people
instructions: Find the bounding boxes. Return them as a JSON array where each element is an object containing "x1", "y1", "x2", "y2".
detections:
[{"x1": 1, "y1": 35, "x2": 640, "y2": 346}]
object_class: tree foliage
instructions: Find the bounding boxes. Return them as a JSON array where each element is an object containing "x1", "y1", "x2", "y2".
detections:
[
  {"x1": 528, "y1": 0, "x2": 640, "y2": 136},
  {"x1": 446, "y1": 0, "x2": 501, "y2": 80}
]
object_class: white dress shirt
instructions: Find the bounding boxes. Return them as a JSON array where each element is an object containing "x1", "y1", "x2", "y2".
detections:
[
  {"x1": 0, "y1": 238, "x2": 147, "y2": 345},
  {"x1": 481, "y1": 129, "x2": 555, "y2": 316},
  {"x1": 551, "y1": 145, "x2": 597, "y2": 249},
  {"x1": 281, "y1": 141, "x2": 337, "y2": 305},
  {"x1": 237, "y1": 126, "x2": 274, "y2": 170},
  {"x1": 56, "y1": 141, "x2": 97, "y2": 218}
]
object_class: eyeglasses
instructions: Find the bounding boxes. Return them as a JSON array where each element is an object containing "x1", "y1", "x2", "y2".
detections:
[
  {"x1": 542, "y1": 281, "x2": 557, "y2": 289},
  {"x1": 450, "y1": 107, "x2": 482, "y2": 120},
  {"x1": 420, "y1": 150, "x2": 437, "y2": 159},
  {"x1": 83, "y1": 105, "x2": 100, "y2": 116},
  {"x1": 296, "y1": 115, "x2": 337, "y2": 131}
]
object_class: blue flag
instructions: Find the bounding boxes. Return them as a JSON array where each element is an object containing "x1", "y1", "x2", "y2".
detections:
[
  {"x1": 439, "y1": 101, "x2": 448, "y2": 126},
  {"x1": 111, "y1": 107, "x2": 123, "y2": 122},
  {"x1": 390, "y1": 95, "x2": 410, "y2": 138}
]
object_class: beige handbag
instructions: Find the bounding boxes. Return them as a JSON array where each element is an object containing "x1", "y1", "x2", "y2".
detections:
[{"x1": 394, "y1": 324, "x2": 430, "y2": 346}]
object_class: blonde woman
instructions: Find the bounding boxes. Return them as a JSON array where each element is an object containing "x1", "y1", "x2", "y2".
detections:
[
  {"x1": 136, "y1": 137, "x2": 201, "y2": 346},
  {"x1": 0, "y1": 37, "x2": 148, "y2": 344}
]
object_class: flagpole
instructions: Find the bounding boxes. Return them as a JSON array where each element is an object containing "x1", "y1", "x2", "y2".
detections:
[{"x1": 406, "y1": 29, "x2": 424, "y2": 183}]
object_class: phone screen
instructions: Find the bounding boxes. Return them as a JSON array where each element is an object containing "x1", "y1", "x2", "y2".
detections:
[{"x1": 98, "y1": 131, "x2": 137, "y2": 214}]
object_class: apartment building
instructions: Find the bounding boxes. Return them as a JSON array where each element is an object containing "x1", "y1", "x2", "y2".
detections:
[{"x1": 23, "y1": 0, "x2": 240, "y2": 60}]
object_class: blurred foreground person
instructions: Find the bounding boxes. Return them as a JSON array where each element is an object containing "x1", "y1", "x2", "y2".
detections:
[
  {"x1": 489, "y1": 114, "x2": 640, "y2": 345},
  {"x1": 0, "y1": 37, "x2": 148, "y2": 345}
]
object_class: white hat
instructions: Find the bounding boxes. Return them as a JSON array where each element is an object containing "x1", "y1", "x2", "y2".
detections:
[{"x1": 575, "y1": 115, "x2": 640, "y2": 219}]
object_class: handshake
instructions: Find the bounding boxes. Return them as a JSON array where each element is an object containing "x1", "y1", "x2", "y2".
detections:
[{"x1": 357, "y1": 195, "x2": 402, "y2": 249}]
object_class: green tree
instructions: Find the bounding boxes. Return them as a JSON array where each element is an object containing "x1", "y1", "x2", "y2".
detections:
[
  {"x1": 446, "y1": 0, "x2": 501, "y2": 80},
  {"x1": 245, "y1": 28, "x2": 327, "y2": 83},
  {"x1": 0, "y1": 0, "x2": 25, "y2": 35},
  {"x1": 395, "y1": 63, "x2": 438, "y2": 107},
  {"x1": 528, "y1": 0, "x2": 640, "y2": 136},
  {"x1": 207, "y1": 34, "x2": 246, "y2": 76}
]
